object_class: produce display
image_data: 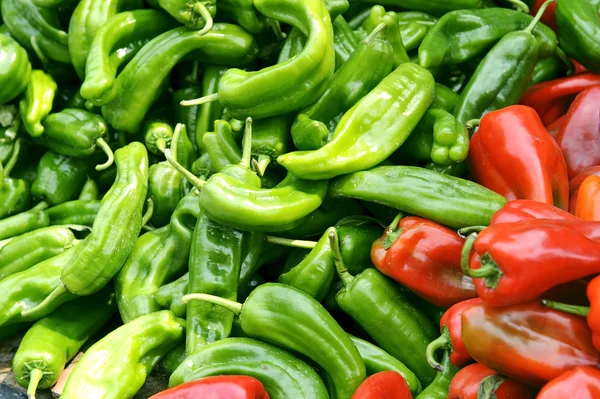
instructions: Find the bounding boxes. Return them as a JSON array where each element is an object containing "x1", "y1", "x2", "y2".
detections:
[{"x1": 1, "y1": 0, "x2": 600, "y2": 398}]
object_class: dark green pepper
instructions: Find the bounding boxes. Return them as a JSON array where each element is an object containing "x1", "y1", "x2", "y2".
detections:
[
  {"x1": 19, "y1": 70, "x2": 57, "y2": 138},
  {"x1": 0, "y1": 140, "x2": 31, "y2": 219},
  {"x1": 192, "y1": 65, "x2": 227, "y2": 152},
  {"x1": 203, "y1": 119, "x2": 242, "y2": 173},
  {"x1": 0, "y1": 33, "x2": 31, "y2": 104},
  {"x1": 218, "y1": 0, "x2": 269, "y2": 33},
  {"x1": 530, "y1": 53, "x2": 565, "y2": 85},
  {"x1": 336, "y1": 223, "x2": 383, "y2": 274},
  {"x1": 31, "y1": 151, "x2": 91, "y2": 206},
  {"x1": 45, "y1": 199, "x2": 100, "y2": 226},
  {"x1": 251, "y1": 116, "x2": 292, "y2": 176},
  {"x1": 556, "y1": 0, "x2": 600, "y2": 72},
  {"x1": 414, "y1": 351, "x2": 458, "y2": 399},
  {"x1": 147, "y1": 163, "x2": 182, "y2": 227},
  {"x1": 78, "y1": 178, "x2": 99, "y2": 200}
]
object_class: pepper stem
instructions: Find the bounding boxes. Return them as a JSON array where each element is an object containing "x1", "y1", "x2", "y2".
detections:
[
  {"x1": 171, "y1": 124, "x2": 184, "y2": 164},
  {"x1": 364, "y1": 22, "x2": 387, "y2": 43},
  {"x1": 457, "y1": 225, "x2": 486, "y2": 238},
  {"x1": 163, "y1": 148, "x2": 206, "y2": 190},
  {"x1": 541, "y1": 300, "x2": 590, "y2": 317},
  {"x1": 240, "y1": 117, "x2": 253, "y2": 170},
  {"x1": 32, "y1": 201, "x2": 49, "y2": 211},
  {"x1": 192, "y1": 2, "x2": 214, "y2": 36},
  {"x1": 425, "y1": 325, "x2": 451, "y2": 372},
  {"x1": 182, "y1": 293, "x2": 243, "y2": 315},
  {"x1": 20, "y1": 284, "x2": 68, "y2": 318},
  {"x1": 141, "y1": 198, "x2": 154, "y2": 227},
  {"x1": 269, "y1": 20, "x2": 286, "y2": 40},
  {"x1": 94, "y1": 138, "x2": 114, "y2": 171},
  {"x1": 180, "y1": 93, "x2": 219, "y2": 107},
  {"x1": 524, "y1": 0, "x2": 555, "y2": 33},
  {"x1": 27, "y1": 368, "x2": 43, "y2": 399},
  {"x1": 264, "y1": 235, "x2": 317, "y2": 249},
  {"x1": 329, "y1": 228, "x2": 354, "y2": 286},
  {"x1": 478, "y1": 375, "x2": 507, "y2": 399},
  {"x1": 3, "y1": 138, "x2": 21, "y2": 177},
  {"x1": 555, "y1": 47, "x2": 575, "y2": 76},
  {"x1": 254, "y1": 154, "x2": 271, "y2": 177},
  {"x1": 30, "y1": 36, "x2": 48, "y2": 65},
  {"x1": 465, "y1": 119, "x2": 481, "y2": 130},
  {"x1": 504, "y1": 0, "x2": 530, "y2": 13}
]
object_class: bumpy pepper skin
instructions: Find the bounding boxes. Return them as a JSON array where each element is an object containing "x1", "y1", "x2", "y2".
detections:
[
  {"x1": 152, "y1": 375, "x2": 270, "y2": 399},
  {"x1": 102, "y1": 24, "x2": 258, "y2": 133},
  {"x1": 448, "y1": 363, "x2": 537, "y2": 399},
  {"x1": 12, "y1": 288, "x2": 116, "y2": 396},
  {"x1": 468, "y1": 105, "x2": 569, "y2": 209},
  {"x1": 61, "y1": 311, "x2": 184, "y2": 399},
  {"x1": 462, "y1": 301, "x2": 600, "y2": 387},
  {"x1": 218, "y1": 0, "x2": 335, "y2": 119},
  {"x1": 351, "y1": 371, "x2": 412, "y2": 399},
  {"x1": 31, "y1": 151, "x2": 91, "y2": 206},
  {"x1": 537, "y1": 367, "x2": 600, "y2": 399},
  {"x1": 19, "y1": 70, "x2": 56, "y2": 137},
  {"x1": 329, "y1": 166, "x2": 506, "y2": 228},
  {"x1": 170, "y1": 338, "x2": 328, "y2": 399},
  {"x1": 556, "y1": 0, "x2": 600, "y2": 72},
  {"x1": 279, "y1": 63, "x2": 435, "y2": 180},
  {"x1": 45, "y1": 199, "x2": 100, "y2": 226},
  {"x1": 0, "y1": 34, "x2": 31, "y2": 105}
]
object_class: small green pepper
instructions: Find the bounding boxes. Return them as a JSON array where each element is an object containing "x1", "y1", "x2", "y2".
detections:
[
  {"x1": 193, "y1": 65, "x2": 227, "y2": 152},
  {"x1": 147, "y1": 163, "x2": 182, "y2": 227},
  {"x1": 45, "y1": 199, "x2": 100, "y2": 226},
  {"x1": 32, "y1": 151, "x2": 91, "y2": 206},
  {"x1": 399, "y1": 22, "x2": 429, "y2": 51},
  {"x1": 218, "y1": 0, "x2": 269, "y2": 33},
  {"x1": 251, "y1": 116, "x2": 292, "y2": 176},
  {"x1": 333, "y1": 15, "x2": 360, "y2": 69},
  {"x1": 363, "y1": 6, "x2": 409, "y2": 67},
  {"x1": 78, "y1": 178, "x2": 99, "y2": 200},
  {"x1": 19, "y1": 70, "x2": 57, "y2": 138},
  {"x1": 0, "y1": 31, "x2": 31, "y2": 104},
  {"x1": 156, "y1": 0, "x2": 215, "y2": 32}
]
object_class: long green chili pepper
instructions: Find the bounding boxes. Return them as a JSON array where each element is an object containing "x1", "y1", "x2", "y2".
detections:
[
  {"x1": 19, "y1": 70, "x2": 57, "y2": 138},
  {"x1": 332, "y1": 15, "x2": 359, "y2": 69},
  {"x1": 218, "y1": 0, "x2": 270, "y2": 33},
  {"x1": 0, "y1": 204, "x2": 50, "y2": 241},
  {"x1": 45, "y1": 199, "x2": 100, "y2": 226},
  {"x1": 156, "y1": 0, "x2": 215, "y2": 33},
  {"x1": 192, "y1": 65, "x2": 227, "y2": 152}
]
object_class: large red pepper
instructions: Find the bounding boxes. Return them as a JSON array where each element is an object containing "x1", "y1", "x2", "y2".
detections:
[
  {"x1": 490, "y1": 199, "x2": 579, "y2": 225},
  {"x1": 371, "y1": 216, "x2": 476, "y2": 308},
  {"x1": 556, "y1": 87, "x2": 600, "y2": 179},
  {"x1": 351, "y1": 371, "x2": 411, "y2": 399},
  {"x1": 520, "y1": 73, "x2": 600, "y2": 125},
  {"x1": 531, "y1": 0, "x2": 557, "y2": 32},
  {"x1": 461, "y1": 219, "x2": 600, "y2": 306},
  {"x1": 576, "y1": 175, "x2": 600, "y2": 221},
  {"x1": 448, "y1": 363, "x2": 537, "y2": 399},
  {"x1": 467, "y1": 105, "x2": 569, "y2": 210},
  {"x1": 537, "y1": 367, "x2": 600, "y2": 399},
  {"x1": 461, "y1": 301, "x2": 600, "y2": 387},
  {"x1": 570, "y1": 166, "x2": 600, "y2": 213},
  {"x1": 426, "y1": 298, "x2": 481, "y2": 371},
  {"x1": 149, "y1": 376, "x2": 270, "y2": 399}
]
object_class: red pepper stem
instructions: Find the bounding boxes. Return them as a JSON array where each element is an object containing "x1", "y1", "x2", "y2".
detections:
[
  {"x1": 541, "y1": 300, "x2": 590, "y2": 317},
  {"x1": 478, "y1": 375, "x2": 507, "y2": 399},
  {"x1": 460, "y1": 233, "x2": 503, "y2": 281},
  {"x1": 3, "y1": 138, "x2": 21, "y2": 177},
  {"x1": 94, "y1": 138, "x2": 115, "y2": 171},
  {"x1": 457, "y1": 225, "x2": 486, "y2": 238},
  {"x1": 329, "y1": 228, "x2": 354, "y2": 286},
  {"x1": 524, "y1": 0, "x2": 556, "y2": 33},
  {"x1": 465, "y1": 119, "x2": 481, "y2": 130},
  {"x1": 555, "y1": 47, "x2": 575, "y2": 76},
  {"x1": 503, "y1": 0, "x2": 530, "y2": 13},
  {"x1": 263, "y1": 235, "x2": 317, "y2": 249},
  {"x1": 239, "y1": 118, "x2": 253, "y2": 170},
  {"x1": 163, "y1": 148, "x2": 206, "y2": 190},
  {"x1": 182, "y1": 293, "x2": 243, "y2": 315},
  {"x1": 192, "y1": 2, "x2": 213, "y2": 36},
  {"x1": 180, "y1": 93, "x2": 219, "y2": 107},
  {"x1": 27, "y1": 368, "x2": 43, "y2": 399},
  {"x1": 425, "y1": 325, "x2": 451, "y2": 372},
  {"x1": 390, "y1": 213, "x2": 403, "y2": 229},
  {"x1": 141, "y1": 198, "x2": 154, "y2": 227}
]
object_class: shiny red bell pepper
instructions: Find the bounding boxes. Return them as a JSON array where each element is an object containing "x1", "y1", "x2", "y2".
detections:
[
  {"x1": 520, "y1": 73, "x2": 600, "y2": 125},
  {"x1": 490, "y1": 199, "x2": 579, "y2": 225},
  {"x1": 462, "y1": 219, "x2": 600, "y2": 306},
  {"x1": 570, "y1": 166, "x2": 600, "y2": 214},
  {"x1": 467, "y1": 105, "x2": 569, "y2": 209},
  {"x1": 556, "y1": 87, "x2": 600, "y2": 179},
  {"x1": 448, "y1": 363, "x2": 537, "y2": 399},
  {"x1": 371, "y1": 216, "x2": 476, "y2": 308},
  {"x1": 426, "y1": 298, "x2": 481, "y2": 371},
  {"x1": 545, "y1": 114, "x2": 566, "y2": 138},
  {"x1": 576, "y1": 175, "x2": 600, "y2": 221},
  {"x1": 537, "y1": 367, "x2": 600, "y2": 399},
  {"x1": 149, "y1": 376, "x2": 270, "y2": 399},
  {"x1": 531, "y1": 0, "x2": 557, "y2": 32},
  {"x1": 351, "y1": 371, "x2": 412, "y2": 399},
  {"x1": 461, "y1": 301, "x2": 600, "y2": 387}
]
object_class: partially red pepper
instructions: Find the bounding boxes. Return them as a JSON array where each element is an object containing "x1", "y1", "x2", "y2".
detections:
[
  {"x1": 570, "y1": 166, "x2": 600, "y2": 214},
  {"x1": 576, "y1": 175, "x2": 600, "y2": 221},
  {"x1": 537, "y1": 367, "x2": 600, "y2": 399},
  {"x1": 531, "y1": 0, "x2": 557, "y2": 32},
  {"x1": 556, "y1": 86, "x2": 600, "y2": 179},
  {"x1": 467, "y1": 105, "x2": 569, "y2": 210},
  {"x1": 490, "y1": 199, "x2": 579, "y2": 225},
  {"x1": 461, "y1": 301, "x2": 600, "y2": 387},
  {"x1": 448, "y1": 363, "x2": 537, "y2": 399},
  {"x1": 371, "y1": 216, "x2": 476, "y2": 308},
  {"x1": 149, "y1": 376, "x2": 270, "y2": 399},
  {"x1": 351, "y1": 371, "x2": 412, "y2": 399},
  {"x1": 461, "y1": 219, "x2": 600, "y2": 306},
  {"x1": 426, "y1": 298, "x2": 481, "y2": 371}
]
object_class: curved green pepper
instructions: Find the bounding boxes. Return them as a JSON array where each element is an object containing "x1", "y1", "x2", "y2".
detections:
[
  {"x1": 333, "y1": 15, "x2": 359, "y2": 69},
  {"x1": 147, "y1": 163, "x2": 182, "y2": 227},
  {"x1": 400, "y1": 23, "x2": 429, "y2": 51},
  {"x1": 251, "y1": 116, "x2": 292, "y2": 176},
  {"x1": 19, "y1": 70, "x2": 57, "y2": 138},
  {"x1": 203, "y1": 120, "x2": 242, "y2": 173},
  {"x1": 363, "y1": 6, "x2": 409, "y2": 67},
  {"x1": 32, "y1": 151, "x2": 91, "y2": 206},
  {"x1": 530, "y1": 53, "x2": 564, "y2": 86},
  {"x1": 0, "y1": 205, "x2": 50, "y2": 240},
  {"x1": 193, "y1": 65, "x2": 227, "y2": 152},
  {"x1": 0, "y1": 34, "x2": 31, "y2": 105},
  {"x1": 218, "y1": 0, "x2": 269, "y2": 33},
  {"x1": 156, "y1": 0, "x2": 215, "y2": 32},
  {"x1": 78, "y1": 178, "x2": 99, "y2": 200},
  {"x1": 556, "y1": 0, "x2": 600, "y2": 72},
  {"x1": 45, "y1": 199, "x2": 100, "y2": 226},
  {"x1": 173, "y1": 85, "x2": 202, "y2": 149},
  {"x1": 169, "y1": 338, "x2": 329, "y2": 399},
  {"x1": 414, "y1": 352, "x2": 458, "y2": 399}
]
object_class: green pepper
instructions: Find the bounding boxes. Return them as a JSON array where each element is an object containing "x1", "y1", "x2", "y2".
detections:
[
  {"x1": 0, "y1": 226, "x2": 77, "y2": 280},
  {"x1": 400, "y1": 22, "x2": 429, "y2": 51},
  {"x1": 291, "y1": 25, "x2": 394, "y2": 151},
  {"x1": 418, "y1": 8, "x2": 556, "y2": 69},
  {"x1": 277, "y1": 27, "x2": 305, "y2": 63},
  {"x1": 414, "y1": 351, "x2": 458, "y2": 399},
  {"x1": 53, "y1": 85, "x2": 88, "y2": 111},
  {"x1": 32, "y1": 0, "x2": 79, "y2": 6},
  {"x1": 190, "y1": 153, "x2": 214, "y2": 180},
  {"x1": 0, "y1": 34, "x2": 31, "y2": 105},
  {"x1": 147, "y1": 163, "x2": 182, "y2": 227},
  {"x1": 251, "y1": 116, "x2": 292, "y2": 176},
  {"x1": 193, "y1": 65, "x2": 227, "y2": 152},
  {"x1": 12, "y1": 287, "x2": 116, "y2": 398},
  {"x1": 173, "y1": 86, "x2": 202, "y2": 149},
  {"x1": 60, "y1": 310, "x2": 184, "y2": 399},
  {"x1": 218, "y1": 0, "x2": 269, "y2": 33},
  {"x1": 156, "y1": 272, "x2": 189, "y2": 317},
  {"x1": 431, "y1": 83, "x2": 460, "y2": 112},
  {"x1": 78, "y1": 178, "x2": 99, "y2": 200},
  {"x1": 356, "y1": 0, "x2": 481, "y2": 16},
  {"x1": 336, "y1": 223, "x2": 383, "y2": 274},
  {"x1": 530, "y1": 53, "x2": 564, "y2": 85},
  {"x1": 556, "y1": 0, "x2": 600, "y2": 72},
  {"x1": 330, "y1": 228, "x2": 438, "y2": 385},
  {"x1": 45, "y1": 199, "x2": 100, "y2": 226},
  {"x1": 81, "y1": 10, "x2": 178, "y2": 107},
  {"x1": 279, "y1": 63, "x2": 435, "y2": 180},
  {"x1": 363, "y1": 6, "x2": 409, "y2": 67},
  {"x1": 32, "y1": 151, "x2": 91, "y2": 206},
  {"x1": 19, "y1": 70, "x2": 57, "y2": 138},
  {"x1": 0, "y1": 140, "x2": 31, "y2": 219},
  {"x1": 0, "y1": 204, "x2": 50, "y2": 240},
  {"x1": 396, "y1": 11, "x2": 438, "y2": 25},
  {"x1": 156, "y1": 0, "x2": 215, "y2": 32},
  {"x1": 203, "y1": 120, "x2": 242, "y2": 173},
  {"x1": 329, "y1": 165, "x2": 506, "y2": 228},
  {"x1": 169, "y1": 338, "x2": 329, "y2": 399},
  {"x1": 333, "y1": 15, "x2": 359, "y2": 69}
]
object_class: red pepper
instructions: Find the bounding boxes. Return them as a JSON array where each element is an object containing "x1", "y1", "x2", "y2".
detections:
[
  {"x1": 520, "y1": 73, "x2": 600, "y2": 125},
  {"x1": 461, "y1": 219, "x2": 600, "y2": 306},
  {"x1": 351, "y1": 371, "x2": 412, "y2": 399},
  {"x1": 149, "y1": 376, "x2": 270, "y2": 399},
  {"x1": 531, "y1": 0, "x2": 557, "y2": 32},
  {"x1": 576, "y1": 175, "x2": 600, "y2": 221},
  {"x1": 573, "y1": 59, "x2": 588, "y2": 74},
  {"x1": 490, "y1": 199, "x2": 579, "y2": 225},
  {"x1": 461, "y1": 301, "x2": 600, "y2": 387},
  {"x1": 371, "y1": 216, "x2": 476, "y2": 308},
  {"x1": 467, "y1": 105, "x2": 569, "y2": 209},
  {"x1": 545, "y1": 114, "x2": 567, "y2": 138},
  {"x1": 537, "y1": 367, "x2": 600, "y2": 399},
  {"x1": 570, "y1": 166, "x2": 600, "y2": 214},
  {"x1": 556, "y1": 87, "x2": 600, "y2": 179},
  {"x1": 448, "y1": 363, "x2": 537, "y2": 399},
  {"x1": 426, "y1": 298, "x2": 481, "y2": 371}
]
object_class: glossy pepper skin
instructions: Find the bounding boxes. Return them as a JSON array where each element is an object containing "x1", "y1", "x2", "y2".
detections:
[
  {"x1": 156, "y1": 0, "x2": 215, "y2": 31},
  {"x1": 351, "y1": 371, "x2": 412, "y2": 399},
  {"x1": 576, "y1": 175, "x2": 600, "y2": 221},
  {"x1": 414, "y1": 352, "x2": 458, "y2": 399},
  {"x1": 362, "y1": 6, "x2": 409, "y2": 67},
  {"x1": 332, "y1": 16, "x2": 359, "y2": 69},
  {"x1": 556, "y1": 0, "x2": 600, "y2": 72},
  {"x1": 170, "y1": 338, "x2": 328, "y2": 399},
  {"x1": 490, "y1": 199, "x2": 579, "y2": 224},
  {"x1": 461, "y1": 301, "x2": 600, "y2": 387},
  {"x1": 218, "y1": 0, "x2": 269, "y2": 33},
  {"x1": 147, "y1": 163, "x2": 182, "y2": 227},
  {"x1": 45, "y1": 199, "x2": 100, "y2": 226},
  {"x1": 12, "y1": 287, "x2": 116, "y2": 398},
  {"x1": 194, "y1": 65, "x2": 227, "y2": 152},
  {"x1": 0, "y1": 204, "x2": 51, "y2": 241},
  {"x1": 250, "y1": 116, "x2": 292, "y2": 176},
  {"x1": 0, "y1": 140, "x2": 32, "y2": 220},
  {"x1": 371, "y1": 217, "x2": 476, "y2": 308},
  {"x1": 530, "y1": 55, "x2": 563, "y2": 86},
  {"x1": 61, "y1": 310, "x2": 184, "y2": 399},
  {"x1": 19, "y1": 70, "x2": 57, "y2": 138},
  {"x1": 556, "y1": 87, "x2": 600, "y2": 178},
  {"x1": 468, "y1": 105, "x2": 569, "y2": 209},
  {"x1": 357, "y1": 0, "x2": 480, "y2": 16},
  {"x1": 31, "y1": 151, "x2": 91, "y2": 206},
  {"x1": 0, "y1": 34, "x2": 31, "y2": 105},
  {"x1": 448, "y1": 363, "x2": 537, "y2": 399},
  {"x1": 151, "y1": 375, "x2": 270, "y2": 399},
  {"x1": 279, "y1": 63, "x2": 435, "y2": 180},
  {"x1": 537, "y1": 367, "x2": 600, "y2": 399},
  {"x1": 204, "y1": 120, "x2": 243, "y2": 173}
]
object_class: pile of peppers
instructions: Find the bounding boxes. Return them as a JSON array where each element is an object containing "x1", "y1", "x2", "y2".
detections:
[{"x1": 1, "y1": 0, "x2": 600, "y2": 397}]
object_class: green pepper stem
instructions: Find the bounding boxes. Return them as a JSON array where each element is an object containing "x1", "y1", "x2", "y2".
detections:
[
  {"x1": 3, "y1": 138, "x2": 21, "y2": 177},
  {"x1": 555, "y1": 47, "x2": 575, "y2": 76},
  {"x1": 32, "y1": 201, "x2": 49, "y2": 211},
  {"x1": 264, "y1": 235, "x2": 317, "y2": 249},
  {"x1": 94, "y1": 138, "x2": 114, "y2": 171},
  {"x1": 180, "y1": 93, "x2": 219, "y2": 107},
  {"x1": 461, "y1": 235, "x2": 504, "y2": 287},
  {"x1": 465, "y1": 119, "x2": 481, "y2": 130},
  {"x1": 457, "y1": 225, "x2": 486, "y2": 238},
  {"x1": 163, "y1": 148, "x2": 206, "y2": 190},
  {"x1": 141, "y1": 198, "x2": 154, "y2": 227},
  {"x1": 425, "y1": 325, "x2": 451, "y2": 372},
  {"x1": 30, "y1": 36, "x2": 48, "y2": 65},
  {"x1": 240, "y1": 118, "x2": 253, "y2": 170},
  {"x1": 524, "y1": 0, "x2": 555, "y2": 33},
  {"x1": 189, "y1": 61, "x2": 200, "y2": 84},
  {"x1": 27, "y1": 368, "x2": 43, "y2": 399},
  {"x1": 504, "y1": 0, "x2": 530, "y2": 13},
  {"x1": 182, "y1": 293, "x2": 243, "y2": 315},
  {"x1": 460, "y1": 233, "x2": 478, "y2": 276},
  {"x1": 20, "y1": 284, "x2": 68, "y2": 318},
  {"x1": 269, "y1": 20, "x2": 286, "y2": 40},
  {"x1": 192, "y1": 2, "x2": 214, "y2": 36},
  {"x1": 63, "y1": 224, "x2": 92, "y2": 232},
  {"x1": 172, "y1": 124, "x2": 184, "y2": 164},
  {"x1": 478, "y1": 375, "x2": 507, "y2": 399},
  {"x1": 254, "y1": 154, "x2": 271, "y2": 177},
  {"x1": 541, "y1": 300, "x2": 590, "y2": 317},
  {"x1": 329, "y1": 228, "x2": 354, "y2": 286},
  {"x1": 364, "y1": 22, "x2": 387, "y2": 43}
]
